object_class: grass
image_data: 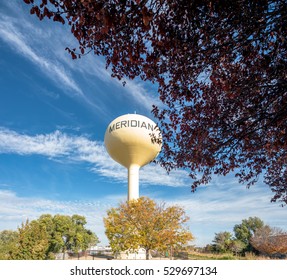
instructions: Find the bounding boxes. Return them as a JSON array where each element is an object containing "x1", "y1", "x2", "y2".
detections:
[
  {"x1": 188, "y1": 252, "x2": 237, "y2": 260},
  {"x1": 186, "y1": 251, "x2": 270, "y2": 260}
]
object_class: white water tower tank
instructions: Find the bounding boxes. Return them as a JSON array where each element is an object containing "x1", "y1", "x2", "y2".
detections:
[{"x1": 104, "y1": 114, "x2": 162, "y2": 200}]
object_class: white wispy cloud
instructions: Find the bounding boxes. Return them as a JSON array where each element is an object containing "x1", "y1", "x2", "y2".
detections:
[
  {"x1": 57, "y1": 40, "x2": 160, "y2": 112},
  {"x1": 0, "y1": 127, "x2": 189, "y2": 187},
  {"x1": 153, "y1": 178, "x2": 287, "y2": 245},
  {"x1": 0, "y1": 2, "x2": 159, "y2": 114},
  {"x1": 2, "y1": 127, "x2": 285, "y2": 246},
  {"x1": 118, "y1": 78, "x2": 160, "y2": 111},
  {"x1": 0, "y1": 189, "x2": 113, "y2": 244},
  {"x1": 1, "y1": 183, "x2": 286, "y2": 247},
  {"x1": 0, "y1": 14, "x2": 83, "y2": 96},
  {"x1": 1, "y1": 130, "x2": 285, "y2": 246}
]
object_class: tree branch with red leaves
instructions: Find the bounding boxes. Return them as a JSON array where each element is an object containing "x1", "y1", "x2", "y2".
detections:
[{"x1": 23, "y1": 0, "x2": 287, "y2": 204}]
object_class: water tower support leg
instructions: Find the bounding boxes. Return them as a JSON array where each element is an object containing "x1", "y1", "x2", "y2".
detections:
[{"x1": 128, "y1": 165, "x2": 140, "y2": 201}]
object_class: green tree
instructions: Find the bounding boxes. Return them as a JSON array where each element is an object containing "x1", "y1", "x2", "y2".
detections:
[
  {"x1": 23, "y1": 0, "x2": 287, "y2": 205},
  {"x1": 9, "y1": 214, "x2": 98, "y2": 260},
  {"x1": 233, "y1": 217, "x2": 264, "y2": 252},
  {"x1": 69, "y1": 215, "x2": 99, "y2": 258},
  {"x1": 203, "y1": 244, "x2": 216, "y2": 253},
  {"x1": 12, "y1": 220, "x2": 50, "y2": 260},
  {"x1": 0, "y1": 230, "x2": 19, "y2": 260},
  {"x1": 212, "y1": 231, "x2": 233, "y2": 253},
  {"x1": 229, "y1": 239, "x2": 246, "y2": 256},
  {"x1": 104, "y1": 197, "x2": 193, "y2": 259},
  {"x1": 52, "y1": 214, "x2": 74, "y2": 259}
]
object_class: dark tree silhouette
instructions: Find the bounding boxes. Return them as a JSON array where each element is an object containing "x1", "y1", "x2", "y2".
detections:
[{"x1": 23, "y1": 0, "x2": 287, "y2": 204}]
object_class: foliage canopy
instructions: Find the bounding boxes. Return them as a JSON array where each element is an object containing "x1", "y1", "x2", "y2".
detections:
[
  {"x1": 0, "y1": 230, "x2": 19, "y2": 260},
  {"x1": 211, "y1": 216, "x2": 265, "y2": 255},
  {"x1": 104, "y1": 197, "x2": 193, "y2": 259},
  {"x1": 3, "y1": 214, "x2": 98, "y2": 260},
  {"x1": 250, "y1": 226, "x2": 287, "y2": 256},
  {"x1": 233, "y1": 216, "x2": 265, "y2": 252},
  {"x1": 212, "y1": 231, "x2": 233, "y2": 253},
  {"x1": 23, "y1": 0, "x2": 287, "y2": 204}
]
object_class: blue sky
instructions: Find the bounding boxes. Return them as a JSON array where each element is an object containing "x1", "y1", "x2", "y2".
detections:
[{"x1": 0, "y1": 1, "x2": 286, "y2": 247}]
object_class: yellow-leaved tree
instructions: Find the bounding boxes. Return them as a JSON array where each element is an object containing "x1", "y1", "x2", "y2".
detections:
[{"x1": 104, "y1": 197, "x2": 193, "y2": 259}]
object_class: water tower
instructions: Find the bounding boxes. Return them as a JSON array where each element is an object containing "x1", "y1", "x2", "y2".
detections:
[{"x1": 104, "y1": 114, "x2": 162, "y2": 201}]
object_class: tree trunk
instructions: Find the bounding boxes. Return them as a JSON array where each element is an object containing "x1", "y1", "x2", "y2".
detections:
[
  {"x1": 170, "y1": 247, "x2": 173, "y2": 260},
  {"x1": 146, "y1": 248, "x2": 150, "y2": 260}
]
